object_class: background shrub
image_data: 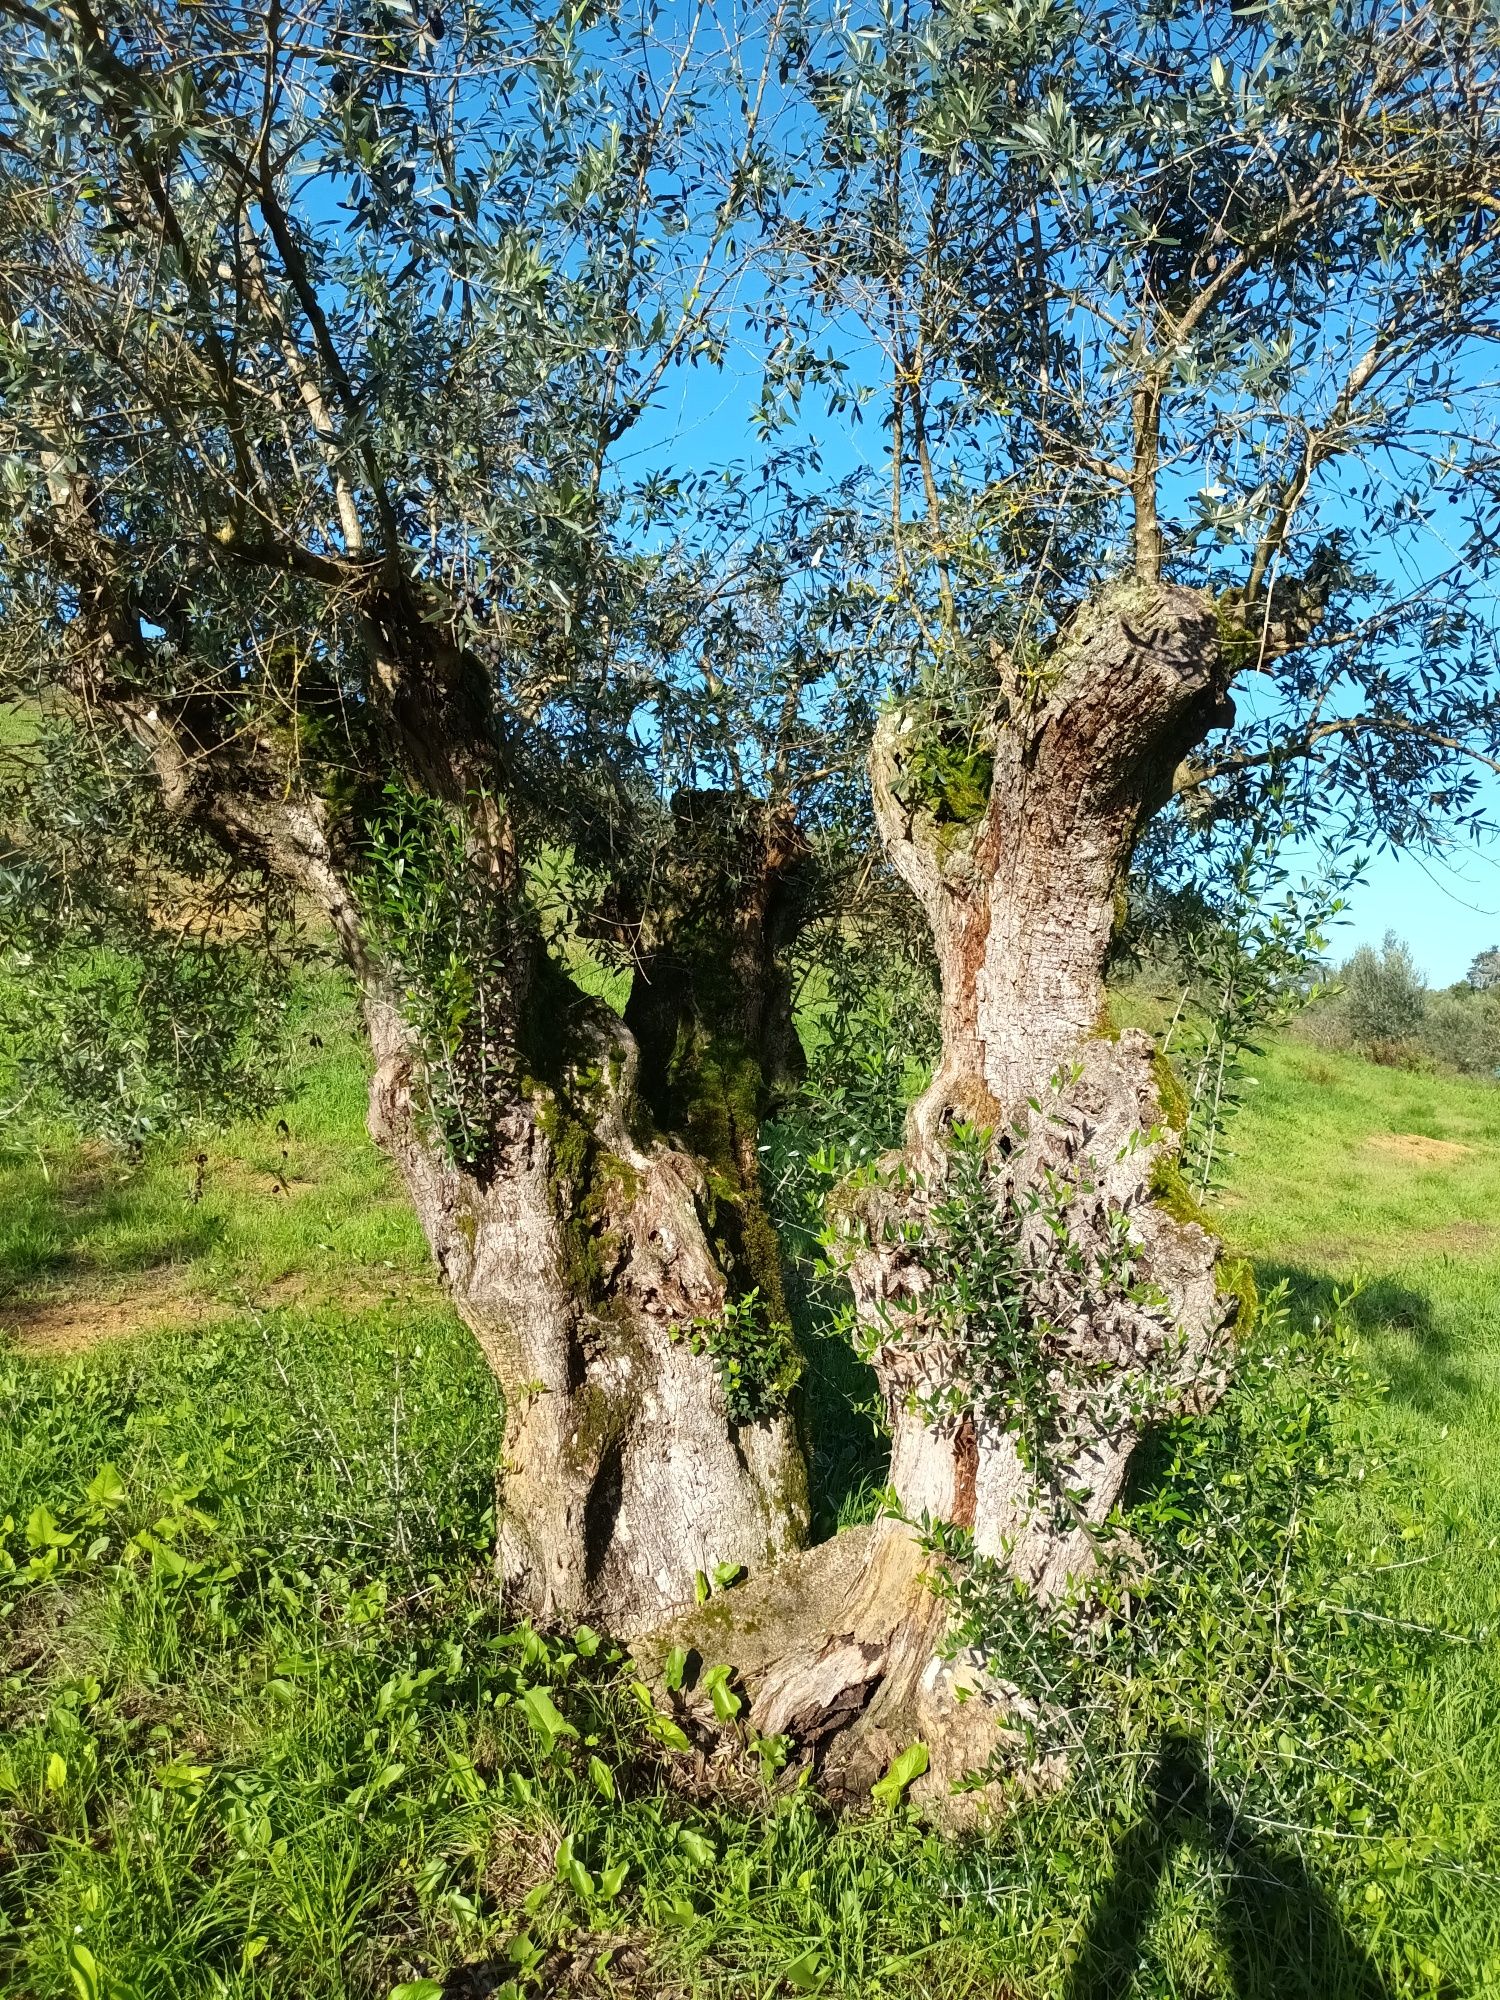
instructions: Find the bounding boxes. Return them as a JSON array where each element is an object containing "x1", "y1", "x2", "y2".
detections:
[
  {"x1": 1421, "y1": 988, "x2": 1500, "y2": 1077},
  {"x1": 1292, "y1": 930, "x2": 1500, "y2": 1077},
  {"x1": 1342, "y1": 932, "x2": 1427, "y2": 1054}
]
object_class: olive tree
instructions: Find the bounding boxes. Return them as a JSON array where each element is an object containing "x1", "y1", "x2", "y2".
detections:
[
  {"x1": 8, "y1": 0, "x2": 1500, "y2": 1809},
  {"x1": 684, "y1": 0, "x2": 1500, "y2": 1801},
  {"x1": 0, "y1": 0, "x2": 878, "y2": 1632}
]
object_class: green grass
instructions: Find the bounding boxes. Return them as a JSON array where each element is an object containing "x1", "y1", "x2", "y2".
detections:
[
  {"x1": 1217, "y1": 1042, "x2": 1500, "y2": 1992},
  {"x1": 1221, "y1": 1040, "x2": 1500, "y2": 1479},
  {"x1": 1, "y1": 997, "x2": 1499, "y2": 1998},
  {"x1": 0, "y1": 978, "x2": 431, "y2": 1329}
]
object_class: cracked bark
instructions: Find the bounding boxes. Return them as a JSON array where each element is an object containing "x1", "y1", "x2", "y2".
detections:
[
  {"x1": 365, "y1": 984, "x2": 808, "y2": 1634},
  {"x1": 24, "y1": 265, "x2": 812, "y2": 1641},
  {"x1": 47, "y1": 575, "x2": 811, "y2": 1634},
  {"x1": 358, "y1": 794, "x2": 815, "y2": 1635}
]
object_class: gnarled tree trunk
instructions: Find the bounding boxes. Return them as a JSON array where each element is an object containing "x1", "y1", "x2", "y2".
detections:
[
  {"x1": 360, "y1": 793, "x2": 814, "y2": 1635},
  {"x1": 365, "y1": 991, "x2": 808, "y2": 1633},
  {"x1": 850, "y1": 580, "x2": 1235, "y2": 1598},
  {"x1": 661, "y1": 581, "x2": 1244, "y2": 1808}
]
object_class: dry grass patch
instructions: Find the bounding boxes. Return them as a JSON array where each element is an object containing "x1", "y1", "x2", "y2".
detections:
[
  {"x1": 0, "y1": 1269, "x2": 207, "y2": 1354},
  {"x1": 1, "y1": 1267, "x2": 439, "y2": 1356},
  {"x1": 1366, "y1": 1131, "x2": 1475, "y2": 1165}
]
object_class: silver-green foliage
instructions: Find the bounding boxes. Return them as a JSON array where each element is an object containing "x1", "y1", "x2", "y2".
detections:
[{"x1": 1342, "y1": 933, "x2": 1429, "y2": 1055}]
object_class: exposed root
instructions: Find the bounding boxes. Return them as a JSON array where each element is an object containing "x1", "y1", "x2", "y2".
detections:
[{"x1": 634, "y1": 1520, "x2": 1027, "y2": 1827}]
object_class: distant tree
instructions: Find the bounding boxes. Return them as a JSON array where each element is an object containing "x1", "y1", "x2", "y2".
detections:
[
  {"x1": 1470, "y1": 946, "x2": 1500, "y2": 993},
  {"x1": 1422, "y1": 987, "x2": 1500, "y2": 1075},
  {"x1": 1342, "y1": 932, "x2": 1428, "y2": 1055}
]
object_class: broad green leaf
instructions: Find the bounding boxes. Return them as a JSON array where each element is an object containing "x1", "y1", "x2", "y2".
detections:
[
  {"x1": 157, "y1": 1760, "x2": 212, "y2": 1794},
  {"x1": 651, "y1": 1712, "x2": 691, "y2": 1752},
  {"x1": 388, "y1": 1984, "x2": 445, "y2": 2000},
  {"x1": 588, "y1": 1755, "x2": 616, "y2": 1801},
  {"x1": 520, "y1": 1685, "x2": 576, "y2": 1746},
  {"x1": 66, "y1": 1941, "x2": 102, "y2": 2000},
  {"x1": 871, "y1": 1739, "x2": 928, "y2": 1808},
  {"x1": 702, "y1": 1663, "x2": 742, "y2": 1722},
  {"x1": 27, "y1": 1504, "x2": 75, "y2": 1550},
  {"x1": 677, "y1": 1827, "x2": 716, "y2": 1868},
  {"x1": 133, "y1": 1530, "x2": 192, "y2": 1579},
  {"x1": 784, "y1": 1948, "x2": 827, "y2": 1992},
  {"x1": 45, "y1": 1752, "x2": 67, "y2": 1792},
  {"x1": 556, "y1": 1834, "x2": 594, "y2": 1901},
  {"x1": 86, "y1": 1464, "x2": 126, "y2": 1510},
  {"x1": 663, "y1": 1644, "x2": 689, "y2": 1693}
]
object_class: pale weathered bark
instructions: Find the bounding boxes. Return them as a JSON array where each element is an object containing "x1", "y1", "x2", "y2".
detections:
[
  {"x1": 652, "y1": 580, "x2": 1243, "y2": 1806},
  {"x1": 850, "y1": 581, "x2": 1237, "y2": 1578},
  {"x1": 365, "y1": 986, "x2": 808, "y2": 1634}
]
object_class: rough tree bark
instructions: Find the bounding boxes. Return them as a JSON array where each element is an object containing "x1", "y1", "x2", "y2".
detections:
[
  {"x1": 849, "y1": 580, "x2": 1236, "y2": 1593},
  {"x1": 354, "y1": 786, "x2": 814, "y2": 1634},
  {"x1": 652, "y1": 580, "x2": 1246, "y2": 1810},
  {"x1": 134, "y1": 726, "x2": 813, "y2": 1639},
  {"x1": 364, "y1": 973, "x2": 809, "y2": 1634}
]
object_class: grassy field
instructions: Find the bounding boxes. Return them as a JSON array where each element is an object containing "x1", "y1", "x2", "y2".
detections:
[
  {"x1": 1, "y1": 993, "x2": 1498, "y2": 1999},
  {"x1": 1220, "y1": 1040, "x2": 1500, "y2": 1994}
]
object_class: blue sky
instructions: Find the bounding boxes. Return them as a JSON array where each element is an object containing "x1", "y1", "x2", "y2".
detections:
[{"x1": 622, "y1": 266, "x2": 1500, "y2": 987}]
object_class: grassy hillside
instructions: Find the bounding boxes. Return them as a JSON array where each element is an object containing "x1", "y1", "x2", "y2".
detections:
[
  {"x1": 1223, "y1": 1042, "x2": 1500, "y2": 1993},
  {"x1": 1, "y1": 997, "x2": 1498, "y2": 1998}
]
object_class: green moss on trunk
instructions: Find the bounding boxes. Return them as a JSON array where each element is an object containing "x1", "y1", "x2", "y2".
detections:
[
  {"x1": 532, "y1": 1085, "x2": 636, "y2": 1307},
  {"x1": 1149, "y1": 1152, "x2": 1258, "y2": 1338},
  {"x1": 1214, "y1": 1252, "x2": 1259, "y2": 1338},
  {"x1": 667, "y1": 1030, "x2": 790, "y2": 1327},
  {"x1": 1148, "y1": 1152, "x2": 1211, "y2": 1231},
  {"x1": 1152, "y1": 1053, "x2": 1192, "y2": 1134}
]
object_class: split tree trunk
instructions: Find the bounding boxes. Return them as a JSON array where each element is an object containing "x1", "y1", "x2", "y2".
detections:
[
  {"x1": 365, "y1": 981, "x2": 808, "y2": 1634},
  {"x1": 358, "y1": 792, "x2": 814, "y2": 1636},
  {"x1": 664, "y1": 581, "x2": 1245, "y2": 1808}
]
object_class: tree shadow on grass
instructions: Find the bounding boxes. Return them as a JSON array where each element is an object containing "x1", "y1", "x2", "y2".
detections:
[
  {"x1": 0, "y1": 1147, "x2": 224, "y2": 1298},
  {"x1": 1253, "y1": 1258, "x2": 1475, "y2": 1426},
  {"x1": 1066, "y1": 1733, "x2": 1394, "y2": 2000}
]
